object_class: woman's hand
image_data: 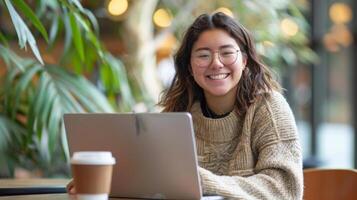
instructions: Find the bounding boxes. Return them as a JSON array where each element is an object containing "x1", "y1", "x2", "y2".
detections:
[
  {"x1": 198, "y1": 166, "x2": 217, "y2": 196},
  {"x1": 66, "y1": 179, "x2": 76, "y2": 195}
]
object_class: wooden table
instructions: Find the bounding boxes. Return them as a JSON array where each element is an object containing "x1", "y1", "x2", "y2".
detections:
[
  {"x1": 0, "y1": 179, "x2": 157, "y2": 199},
  {"x1": 0, "y1": 179, "x2": 224, "y2": 199},
  {"x1": 0, "y1": 194, "x2": 139, "y2": 200},
  {"x1": 0, "y1": 194, "x2": 140, "y2": 200},
  {"x1": 0, "y1": 194, "x2": 70, "y2": 200},
  {"x1": 0, "y1": 179, "x2": 69, "y2": 199},
  {"x1": 0, "y1": 179, "x2": 70, "y2": 188}
]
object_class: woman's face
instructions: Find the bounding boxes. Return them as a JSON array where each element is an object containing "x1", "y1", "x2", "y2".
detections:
[{"x1": 190, "y1": 28, "x2": 246, "y2": 100}]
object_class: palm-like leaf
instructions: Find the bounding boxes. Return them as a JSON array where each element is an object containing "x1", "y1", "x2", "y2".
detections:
[
  {"x1": 3, "y1": 0, "x2": 44, "y2": 64},
  {"x1": 0, "y1": 31, "x2": 8, "y2": 46},
  {"x1": 102, "y1": 54, "x2": 135, "y2": 110},
  {"x1": 12, "y1": 0, "x2": 49, "y2": 42},
  {"x1": 0, "y1": 115, "x2": 26, "y2": 152},
  {"x1": 0, "y1": 114, "x2": 27, "y2": 176},
  {"x1": 1, "y1": 57, "x2": 115, "y2": 172},
  {"x1": 69, "y1": 13, "x2": 85, "y2": 61}
]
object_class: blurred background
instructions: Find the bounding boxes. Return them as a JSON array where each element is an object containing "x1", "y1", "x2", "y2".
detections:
[{"x1": 0, "y1": 0, "x2": 356, "y2": 178}]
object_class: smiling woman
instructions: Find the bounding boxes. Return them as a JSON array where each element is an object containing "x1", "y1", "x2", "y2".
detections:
[
  {"x1": 158, "y1": 12, "x2": 303, "y2": 199},
  {"x1": 190, "y1": 29, "x2": 246, "y2": 114}
]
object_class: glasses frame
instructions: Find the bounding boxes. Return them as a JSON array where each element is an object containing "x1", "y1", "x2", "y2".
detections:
[{"x1": 192, "y1": 48, "x2": 242, "y2": 68}]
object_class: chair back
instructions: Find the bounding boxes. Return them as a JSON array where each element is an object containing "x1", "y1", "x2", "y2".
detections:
[{"x1": 304, "y1": 168, "x2": 357, "y2": 200}]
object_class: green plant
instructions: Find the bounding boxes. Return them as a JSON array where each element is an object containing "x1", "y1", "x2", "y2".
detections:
[{"x1": 0, "y1": 0, "x2": 135, "y2": 177}]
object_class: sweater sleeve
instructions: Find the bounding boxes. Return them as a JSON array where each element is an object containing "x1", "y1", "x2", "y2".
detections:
[{"x1": 198, "y1": 92, "x2": 303, "y2": 200}]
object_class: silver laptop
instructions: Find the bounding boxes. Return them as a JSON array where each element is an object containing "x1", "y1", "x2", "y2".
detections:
[{"x1": 64, "y1": 113, "x2": 224, "y2": 200}]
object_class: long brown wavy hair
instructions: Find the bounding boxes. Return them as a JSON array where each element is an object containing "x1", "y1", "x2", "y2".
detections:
[{"x1": 158, "y1": 12, "x2": 281, "y2": 115}]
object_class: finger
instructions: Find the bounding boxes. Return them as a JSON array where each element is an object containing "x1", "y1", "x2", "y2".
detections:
[
  {"x1": 66, "y1": 183, "x2": 73, "y2": 193},
  {"x1": 69, "y1": 187, "x2": 76, "y2": 194},
  {"x1": 66, "y1": 181, "x2": 72, "y2": 189}
]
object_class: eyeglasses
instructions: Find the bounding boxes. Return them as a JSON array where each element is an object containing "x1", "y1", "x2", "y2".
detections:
[{"x1": 192, "y1": 47, "x2": 241, "y2": 67}]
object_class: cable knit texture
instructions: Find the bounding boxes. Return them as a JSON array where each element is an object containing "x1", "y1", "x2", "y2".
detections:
[{"x1": 191, "y1": 91, "x2": 303, "y2": 200}]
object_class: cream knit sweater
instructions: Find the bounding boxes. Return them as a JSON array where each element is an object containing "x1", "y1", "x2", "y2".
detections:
[{"x1": 190, "y1": 91, "x2": 303, "y2": 200}]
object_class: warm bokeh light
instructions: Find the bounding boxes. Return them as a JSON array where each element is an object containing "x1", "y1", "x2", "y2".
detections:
[
  {"x1": 157, "y1": 33, "x2": 177, "y2": 61},
  {"x1": 263, "y1": 40, "x2": 275, "y2": 47},
  {"x1": 214, "y1": 7, "x2": 234, "y2": 18},
  {"x1": 331, "y1": 24, "x2": 353, "y2": 47},
  {"x1": 323, "y1": 33, "x2": 339, "y2": 52},
  {"x1": 281, "y1": 18, "x2": 299, "y2": 37},
  {"x1": 153, "y1": 8, "x2": 172, "y2": 28},
  {"x1": 107, "y1": 0, "x2": 128, "y2": 16},
  {"x1": 329, "y1": 3, "x2": 352, "y2": 24}
]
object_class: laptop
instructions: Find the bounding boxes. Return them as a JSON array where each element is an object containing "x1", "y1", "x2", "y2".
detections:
[{"x1": 64, "y1": 113, "x2": 224, "y2": 200}]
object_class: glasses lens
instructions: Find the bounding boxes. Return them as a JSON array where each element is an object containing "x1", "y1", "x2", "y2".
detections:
[
  {"x1": 219, "y1": 47, "x2": 238, "y2": 65},
  {"x1": 193, "y1": 50, "x2": 212, "y2": 67}
]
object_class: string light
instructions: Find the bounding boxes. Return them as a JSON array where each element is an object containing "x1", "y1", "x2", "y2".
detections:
[
  {"x1": 153, "y1": 8, "x2": 172, "y2": 28},
  {"x1": 107, "y1": 0, "x2": 128, "y2": 16},
  {"x1": 281, "y1": 18, "x2": 299, "y2": 37},
  {"x1": 329, "y1": 3, "x2": 352, "y2": 24},
  {"x1": 263, "y1": 40, "x2": 275, "y2": 47},
  {"x1": 323, "y1": 33, "x2": 339, "y2": 52},
  {"x1": 330, "y1": 24, "x2": 353, "y2": 47}
]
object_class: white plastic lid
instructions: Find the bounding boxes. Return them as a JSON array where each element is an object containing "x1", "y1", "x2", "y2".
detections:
[{"x1": 70, "y1": 151, "x2": 116, "y2": 165}]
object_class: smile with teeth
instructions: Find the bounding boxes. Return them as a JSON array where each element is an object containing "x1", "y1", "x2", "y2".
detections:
[{"x1": 207, "y1": 73, "x2": 230, "y2": 80}]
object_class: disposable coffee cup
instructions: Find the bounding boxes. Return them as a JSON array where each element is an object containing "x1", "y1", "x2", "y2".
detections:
[{"x1": 71, "y1": 151, "x2": 116, "y2": 200}]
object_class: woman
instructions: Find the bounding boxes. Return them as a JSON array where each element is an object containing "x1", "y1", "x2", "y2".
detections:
[{"x1": 158, "y1": 12, "x2": 303, "y2": 199}]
